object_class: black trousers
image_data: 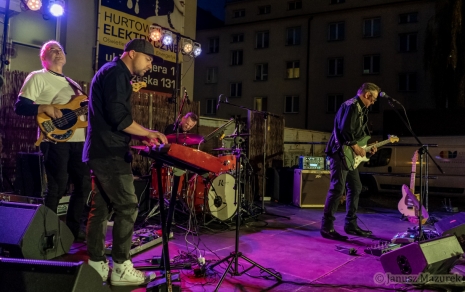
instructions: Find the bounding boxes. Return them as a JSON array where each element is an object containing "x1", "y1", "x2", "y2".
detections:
[
  {"x1": 321, "y1": 151, "x2": 363, "y2": 231},
  {"x1": 40, "y1": 142, "x2": 91, "y2": 238}
]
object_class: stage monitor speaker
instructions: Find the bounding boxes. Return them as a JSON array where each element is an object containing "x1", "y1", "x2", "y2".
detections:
[
  {"x1": 0, "y1": 202, "x2": 73, "y2": 260},
  {"x1": 293, "y1": 169, "x2": 330, "y2": 207},
  {"x1": 380, "y1": 235, "x2": 463, "y2": 276},
  {"x1": 14, "y1": 152, "x2": 46, "y2": 197},
  {"x1": 0, "y1": 258, "x2": 110, "y2": 292},
  {"x1": 434, "y1": 212, "x2": 465, "y2": 248}
]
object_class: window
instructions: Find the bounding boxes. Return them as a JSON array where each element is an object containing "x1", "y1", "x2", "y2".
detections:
[
  {"x1": 231, "y1": 33, "x2": 244, "y2": 43},
  {"x1": 233, "y1": 9, "x2": 245, "y2": 18},
  {"x1": 399, "y1": 33, "x2": 417, "y2": 52},
  {"x1": 364, "y1": 18, "x2": 381, "y2": 38},
  {"x1": 288, "y1": 1, "x2": 302, "y2": 10},
  {"x1": 256, "y1": 31, "x2": 269, "y2": 49},
  {"x1": 328, "y1": 58, "x2": 344, "y2": 76},
  {"x1": 328, "y1": 22, "x2": 345, "y2": 41},
  {"x1": 327, "y1": 94, "x2": 343, "y2": 113},
  {"x1": 230, "y1": 82, "x2": 242, "y2": 97},
  {"x1": 258, "y1": 5, "x2": 271, "y2": 15},
  {"x1": 255, "y1": 63, "x2": 268, "y2": 81},
  {"x1": 286, "y1": 26, "x2": 301, "y2": 45},
  {"x1": 206, "y1": 99, "x2": 217, "y2": 114},
  {"x1": 399, "y1": 12, "x2": 418, "y2": 24},
  {"x1": 284, "y1": 96, "x2": 299, "y2": 113},
  {"x1": 363, "y1": 55, "x2": 380, "y2": 74},
  {"x1": 208, "y1": 37, "x2": 219, "y2": 53},
  {"x1": 254, "y1": 97, "x2": 268, "y2": 111},
  {"x1": 231, "y1": 50, "x2": 243, "y2": 65},
  {"x1": 398, "y1": 73, "x2": 417, "y2": 91},
  {"x1": 286, "y1": 61, "x2": 300, "y2": 79},
  {"x1": 206, "y1": 67, "x2": 218, "y2": 83},
  {"x1": 330, "y1": 0, "x2": 345, "y2": 3}
]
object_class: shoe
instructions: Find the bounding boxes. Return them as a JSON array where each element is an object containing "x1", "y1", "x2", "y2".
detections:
[
  {"x1": 320, "y1": 229, "x2": 348, "y2": 241},
  {"x1": 88, "y1": 259, "x2": 110, "y2": 282},
  {"x1": 111, "y1": 260, "x2": 156, "y2": 286},
  {"x1": 344, "y1": 225, "x2": 372, "y2": 237}
]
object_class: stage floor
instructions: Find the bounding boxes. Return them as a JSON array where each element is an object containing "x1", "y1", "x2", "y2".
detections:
[{"x1": 63, "y1": 193, "x2": 465, "y2": 292}]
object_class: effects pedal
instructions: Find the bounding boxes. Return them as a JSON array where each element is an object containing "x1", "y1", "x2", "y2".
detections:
[{"x1": 364, "y1": 242, "x2": 402, "y2": 256}]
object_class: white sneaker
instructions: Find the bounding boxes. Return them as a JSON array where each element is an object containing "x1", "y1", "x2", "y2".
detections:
[
  {"x1": 88, "y1": 259, "x2": 110, "y2": 282},
  {"x1": 111, "y1": 260, "x2": 156, "y2": 286}
]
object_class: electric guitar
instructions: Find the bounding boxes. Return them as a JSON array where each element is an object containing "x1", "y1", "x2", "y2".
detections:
[
  {"x1": 342, "y1": 135, "x2": 399, "y2": 170},
  {"x1": 398, "y1": 150, "x2": 429, "y2": 223},
  {"x1": 35, "y1": 82, "x2": 147, "y2": 145}
]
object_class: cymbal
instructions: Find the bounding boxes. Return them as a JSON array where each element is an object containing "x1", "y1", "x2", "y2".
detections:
[
  {"x1": 166, "y1": 133, "x2": 203, "y2": 145},
  {"x1": 212, "y1": 147, "x2": 233, "y2": 151}
]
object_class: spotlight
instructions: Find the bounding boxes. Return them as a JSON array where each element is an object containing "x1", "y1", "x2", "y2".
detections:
[
  {"x1": 192, "y1": 43, "x2": 202, "y2": 57},
  {"x1": 149, "y1": 25, "x2": 162, "y2": 42},
  {"x1": 49, "y1": 0, "x2": 65, "y2": 17},
  {"x1": 26, "y1": 0, "x2": 42, "y2": 11},
  {"x1": 181, "y1": 38, "x2": 193, "y2": 55},
  {"x1": 162, "y1": 30, "x2": 173, "y2": 46}
]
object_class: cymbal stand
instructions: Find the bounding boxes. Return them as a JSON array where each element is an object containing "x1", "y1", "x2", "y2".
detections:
[{"x1": 209, "y1": 118, "x2": 282, "y2": 291}]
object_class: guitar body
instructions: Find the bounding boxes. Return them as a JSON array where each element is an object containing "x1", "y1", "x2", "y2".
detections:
[
  {"x1": 401, "y1": 184, "x2": 429, "y2": 224},
  {"x1": 342, "y1": 136, "x2": 371, "y2": 170},
  {"x1": 36, "y1": 95, "x2": 88, "y2": 143},
  {"x1": 398, "y1": 184, "x2": 416, "y2": 217}
]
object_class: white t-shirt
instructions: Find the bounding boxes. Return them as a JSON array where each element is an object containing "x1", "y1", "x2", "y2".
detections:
[{"x1": 19, "y1": 69, "x2": 85, "y2": 142}]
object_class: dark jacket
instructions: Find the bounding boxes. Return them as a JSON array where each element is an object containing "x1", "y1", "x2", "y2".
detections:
[
  {"x1": 82, "y1": 57, "x2": 134, "y2": 162},
  {"x1": 325, "y1": 96, "x2": 369, "y2": 155}
]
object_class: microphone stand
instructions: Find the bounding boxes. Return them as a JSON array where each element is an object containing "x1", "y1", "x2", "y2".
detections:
[
  {"x1": 217, "y1": 99, "x2": 290, "y2": 220},
  {"x1": 385, "y1": 98, "x2": 443, "y2": 240}
]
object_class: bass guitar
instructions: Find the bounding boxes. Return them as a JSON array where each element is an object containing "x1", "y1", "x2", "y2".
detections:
[
  {"x1": 398, "y1": 150, "x2": 429, "y2": 223},
  {"x1": 342, "y1": 135, "x2": 399, "y2": 171},
  {"x1": 36, "y1": 82, "x2": 146, "y2": 145}
]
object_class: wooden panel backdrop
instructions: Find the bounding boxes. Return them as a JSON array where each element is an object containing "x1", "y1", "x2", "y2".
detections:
[
  {"x1": 0, "y1": 70, "x2": 199, "y2": 192},
  {"x1": 248, "y1": 112, "x2": 284, "y2": 197}
]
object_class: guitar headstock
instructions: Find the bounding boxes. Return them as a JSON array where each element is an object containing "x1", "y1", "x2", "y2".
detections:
[
  {"x1": 131, "y1": 81, "x2": 147, "y2": 92},
  {"x1": 387, "y1": 135, "x2": 399, "y2": 143},
  {"x1": 412, "y1": 150, "x2": 418, "y2": 165}
]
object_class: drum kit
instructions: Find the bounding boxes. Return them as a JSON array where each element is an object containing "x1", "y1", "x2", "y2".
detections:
[{"x1": 142, "y1": 132, "x2": 251, "y2": 225}]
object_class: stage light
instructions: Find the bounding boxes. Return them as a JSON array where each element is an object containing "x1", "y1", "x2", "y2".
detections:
[
  {"x1": 26, "y1": 0, "x2": 42, "y2": 11},
  {"x1": 193, "y1": 43, "x2": 202, "y2": 57},
  {"x1": 149, "y1": 25, "x2": 162, "y2": 42},
  {"x1": 181, "y1": 38, "x2": 193, "y2": 55},
  {"x1": 49, "y1": 0, "x2": 65, "y2": 17},
  {"x1": 162, "y1": 30, "x2": 173, "y2": 46}
]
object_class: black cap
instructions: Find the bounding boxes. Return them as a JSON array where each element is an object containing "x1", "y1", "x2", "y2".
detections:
[{"x1": 124, "y1": 39, "x2": 155, "y2": 56}]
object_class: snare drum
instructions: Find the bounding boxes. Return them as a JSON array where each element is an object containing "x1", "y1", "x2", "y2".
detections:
[{"x1": 208, "y1": 173, "x2": 236, "y2": 221}]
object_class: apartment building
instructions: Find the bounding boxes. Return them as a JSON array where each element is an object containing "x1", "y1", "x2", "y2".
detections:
[{"x1": 194, "y1": 0, "x2": 436, "y2": 133}]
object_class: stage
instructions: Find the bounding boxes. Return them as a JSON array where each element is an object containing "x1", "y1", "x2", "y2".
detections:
[{"x1": 60, "y1": 193, "x2": 465, "y2": 292}]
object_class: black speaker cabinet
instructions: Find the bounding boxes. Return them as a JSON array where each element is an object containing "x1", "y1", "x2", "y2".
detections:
[
  {"x1": 435, "y1": 212, "x2": 465, "y2": 248},
  {"x1": 0, "y1": 258, "x2": 110, "y2": 292},
  {"x1": 0, "y1": 202, "x2": 73, "y2": 260},
  {"x1": 293, "y1": 169, "x2": 330, "y2": 207},
  {"x1": 14, "y1": 152, "x2": 46, "y2": 197},
  {"x1": 380, "y1": 235, "x2": 463, "y2": 276}
]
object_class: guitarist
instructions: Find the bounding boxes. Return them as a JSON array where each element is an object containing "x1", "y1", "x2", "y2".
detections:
[
  {"x1": 320, "y1": 83, "x2": 380, "y2": 241},
  {"x1": 14, "y1": 40, "x2": 90, "y2": 242}
]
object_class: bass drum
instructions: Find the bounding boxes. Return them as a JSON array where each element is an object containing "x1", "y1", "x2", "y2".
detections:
[{"x1": 208, "y1": 173, "x2": 236, "y2": 221}]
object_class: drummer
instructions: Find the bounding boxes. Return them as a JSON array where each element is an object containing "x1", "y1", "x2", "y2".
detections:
[{"x1": 164, "y1": 112, "x2": 198, "y2": 135}]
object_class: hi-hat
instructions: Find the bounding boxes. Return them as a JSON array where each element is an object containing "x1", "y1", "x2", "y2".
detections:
[{"x1": 166, "y1": 133, "x2": 203, "y2": 145}]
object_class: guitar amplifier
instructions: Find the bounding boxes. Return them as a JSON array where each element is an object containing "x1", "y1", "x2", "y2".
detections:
[
  {"x1": 298, "y1": 156, "x2": 325, "y2": 170},
  {"x1": 293, "y1": 169, "x2": 330, "y2": 207}
]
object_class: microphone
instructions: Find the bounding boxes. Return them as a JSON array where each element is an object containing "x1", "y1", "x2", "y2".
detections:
[
  {"x1": 379, "y1": 92, "x2": 399, "y2": 103},
  {"x1": 219, "y1": 132, "x2": 225, "y2": 140},
  {"x1": 184, "y1": 87, "x2": 190, "y2": 105}
]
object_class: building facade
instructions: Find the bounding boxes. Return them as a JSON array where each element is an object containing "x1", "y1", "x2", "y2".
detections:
[{"x1": 194, "y1": 0, "x2": 436, "y2": 134}]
